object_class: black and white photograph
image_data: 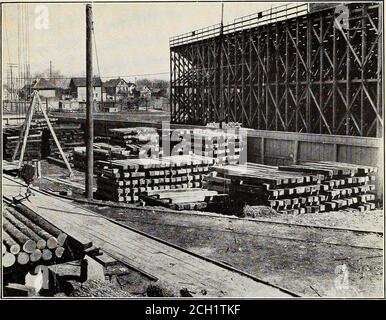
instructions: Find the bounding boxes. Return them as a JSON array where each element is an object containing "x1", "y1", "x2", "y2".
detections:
[{"x1": 0, "y1": 0, "x2": 384, "y2": 302}]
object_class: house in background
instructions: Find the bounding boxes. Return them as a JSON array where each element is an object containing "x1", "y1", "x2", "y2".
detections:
[
  {"x1": 140, "y1": 86, "x2": 152, "y2": 100},
  {"x1": 103, "y1": 78, "x2": 130, "y2": 101},
  {"x1": 151, "y1": 88, "x2": 166, "y2": 99},
  {"x1": 69, "y1": 77, "x2": 102, "y2": 101},
  {"x1": 32, "y1": 78, "x2": 57, "y2": 98}
]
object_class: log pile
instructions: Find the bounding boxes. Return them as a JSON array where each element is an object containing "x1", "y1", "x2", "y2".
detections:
[
  {"x1": 205, "y1": 161, "x2": 377, "y2": 214},
  {"x1": 95, "y1": 155, "x2": 215, "y2": 203},
  {"x1": 2, "y1": 204, "x2": 69, "y2": 268},
  {"x1": 108, "y1": 127, "x2": 160, "y2": 158}
]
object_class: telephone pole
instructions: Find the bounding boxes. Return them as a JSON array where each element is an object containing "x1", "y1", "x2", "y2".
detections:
[
  {"x1": 85, "y1": 4, "x2": 94, "y2": 199},
  {"x1": 49, "y1": 60, "x2": 52, "y2": 80}
]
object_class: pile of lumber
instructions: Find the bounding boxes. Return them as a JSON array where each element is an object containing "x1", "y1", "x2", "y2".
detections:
[
  {"x1": 2, "y1": 204, "x2": 68, "y2": 268},
  {"x1": 206, "y1": 122, "x2": 242, "y2": 128},
  {"x1": 279, "y1": 161, "x2": 377, "y2": 212},
  {"x1": 43, "y1": 123, "x2": 84, "y2": 155},
  {"x1": 72, "y1": 143, "x2": 136, "y2": 172},
  {"x1": 139, "y1": 188, "x2": 228, "y2": 211},
  {"x1": 3, "y1": 125, "x2": 43, "y2": 161},
  {"x1": 169, "y1": 128, "x2": 244, "y2": 165},
  {"x1": 95, "y1": 155, "x2": 215, "y2": 203},
  {"x1": 108, "y1": 127, "x2": 160, "y2": 158},
  {"x1": 205, "y1": 161, "x2": 377, "y2": 214},
  {"x1": 44, "y1": 123, "x2": 84, "y2": 166},
  {"x1": 46, "y1": 151, "x2": 75, "y2": 168}
]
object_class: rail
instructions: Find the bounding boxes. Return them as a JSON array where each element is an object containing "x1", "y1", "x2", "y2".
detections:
[{"x1": 170, "y1": 3, "x2": 308, "y2": 47}]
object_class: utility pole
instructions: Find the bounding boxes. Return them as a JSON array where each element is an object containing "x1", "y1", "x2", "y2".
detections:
[
  {"x1": 49, "y1": 60, "x2": 52, "y2": 80},
  {"x1": 85, "y1": 4, "x2": 94, "y2": 199}
]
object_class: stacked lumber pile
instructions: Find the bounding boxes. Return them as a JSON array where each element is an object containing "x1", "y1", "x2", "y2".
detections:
[
  {"x1": 279, "y1": 161, "x2": 377, "y2": 212},
  {"x1": 139, "y1": 188, "x2": 228, "y2": 211},
  {"x1": 43, "y1": 123, "x2": 84, "y2": 160},
  {"x1": 2, "y1": 204, "x2": 68, "y2": 268},
  {"x1": 108, "y1": 127, "x2": 160, "y2": 158},
  {"x1": 205, "y1": 161, "x2": 377, "y2": 214},
  {"x1": 206, "y1": 122, "x2": 242, "y2": 128},
  {"x1": 3, "y1": 125, "x2": 43, "y2": 161},
  {"x1": 205, "y1": 163, "x2": 323, "y2": 214},
  {"x1": 192, "y1": 129, "x2": 243, "y2": 165},
  {"x1": 169, "y1": 128, "x2": 244, "y2": 165},
  {"x1": 72, "y1": 143, "x2": 136, "y2": 172},
  {"x1": 95, "y1": 155, "x2": 215, "y2": 203}
]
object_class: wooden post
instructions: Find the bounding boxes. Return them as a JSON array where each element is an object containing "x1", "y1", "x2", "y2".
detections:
[
  {"x1": 12, "y1": 96, "x2": 33, "y2": 161},
  {"x1": 86, "y1": 4, "x2": 94, "y2": 199},
  {"x1": 18, "y1": 99, "x2": 35, "y2": 168},
  {"x1": 37, "y1": 93, "x2": 74, "y2": 176}
]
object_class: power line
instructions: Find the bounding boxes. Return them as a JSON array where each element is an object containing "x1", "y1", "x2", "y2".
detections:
[{"x1": 12, "y1": 71, "x2": 170, "y2": 81}]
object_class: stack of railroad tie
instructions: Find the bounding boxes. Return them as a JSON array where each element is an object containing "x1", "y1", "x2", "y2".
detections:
[
  {"x1": 140, "y1": 188, "x2": 227, "y2": 211},
  {"x1": 44, "y1": 123, "x2": 84, "y2": 153},
  {"x1": 205, "y1": 163, "x2": 323, "y2": 214},
  {"x1": 108, "y1": 127, "x2": 160, "y2": 158},
  {"x1": 3, "y1": 124, "x2": 43, "y2": 161},
  {"x1": 205, "y1": 161, "x2": 377, "y2": 214},
  {"x1": 72, "y1": 143, "x2": 136, "y2": 172},
  {"x1": 2, "y1": 204, "x2": 68, "y2": 268},
  {"x1": 170, "y1": 128, "x2": 244, "y2": 165},
  {"x1": 95, "y1": 155, "x2": 214, "y2": 203},
  {"x1": 279, "y1": 161, "x2": 377, "y2": 212},
  {"x1": 45, "y1": 123, "x2": 85, "y2": 166}
]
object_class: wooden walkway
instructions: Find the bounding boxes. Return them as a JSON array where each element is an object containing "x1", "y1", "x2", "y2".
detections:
[{"x1": 2, "y1": 175, "x2": 292, "y2": 297}]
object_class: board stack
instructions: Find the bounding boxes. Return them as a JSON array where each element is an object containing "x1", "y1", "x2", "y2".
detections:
[
  {"x1": 192, "y1": 129, "x2": 243, "y2": 165},
  {"x1": 205, "y1": 163, "x2": 328, "y2": 214},
  {"x1": 279, "y1": 161, "x2": 377, "y2": 212},
  {"x1": 44, "y1": 123, "x2": 84, "y2": 154},
  {"x1": 140, "y1": 188, "x2": 228, "y2": 211},
  {"x1": 169, "y1": 128, "x2": 244, "y2": 165},
  {"x1": 3, "y1": 124, "x2": 43, "y2": 161},
  {"x1": 205, "y1": 161, "x2": 377, "y2": 214},
  {"x1": 206, "y1": 122, "x2": 242, "y2": 128},
  {"x1": 72, "y1": 143, "x2": 136, "y2": 172},
  {"x1": 95, "y1": 155, "x2": 215, "y2": 203},
  {"x1": 108, "y1": 127, "x2": 160, "y2": 158}
]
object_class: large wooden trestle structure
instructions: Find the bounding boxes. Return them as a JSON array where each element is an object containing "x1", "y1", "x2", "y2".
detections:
[{"x1": 170, "y1": 3, "x2": 383, "y2": 137}]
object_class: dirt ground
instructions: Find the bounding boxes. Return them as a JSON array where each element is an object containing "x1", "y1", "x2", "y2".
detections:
[{"x1": 32, "y1": 162, "x2": 384, "y2": 297}]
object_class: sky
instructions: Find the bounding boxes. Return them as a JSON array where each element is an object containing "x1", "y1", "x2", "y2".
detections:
[{"x1": 2, "y1": 1, "x2": 286, "y2": 82}]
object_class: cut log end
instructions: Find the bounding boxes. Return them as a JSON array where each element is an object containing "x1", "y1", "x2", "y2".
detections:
[
  {"x1": 55, "y1": 246, "x2": 65, "y2": 258},
  {"x1": 3, "y1": 252, "x2": 16, "y2": 268},
  {"x1": 46, "y1": 237, "x2": 58, "y2": 249},
  {"x1": 57, "y1": 233, "x2": 68, "y2": 247},
  {"x1": 42, "y1": 249, "x2": 53, "y2": 261},
  {"x1": 9, "y1": 244, "x2": 21, "y2": 255},
  {"x1": 22, "y1": 239, "x2": 37, "y2": 253},
  {"x1": 36, "y1": 239, "x2": 47, "y2": 250},
  {"x1": 17, "y1": 252, "x2": 30, "y2": 265},
  {"x1": 29, "y1": 249, "x2": 42, "y2": 263}
]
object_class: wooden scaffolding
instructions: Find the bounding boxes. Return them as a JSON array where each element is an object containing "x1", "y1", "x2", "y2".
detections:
[{"x1": 169, "y1": 2, "x2": 383, "y2": 137}]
